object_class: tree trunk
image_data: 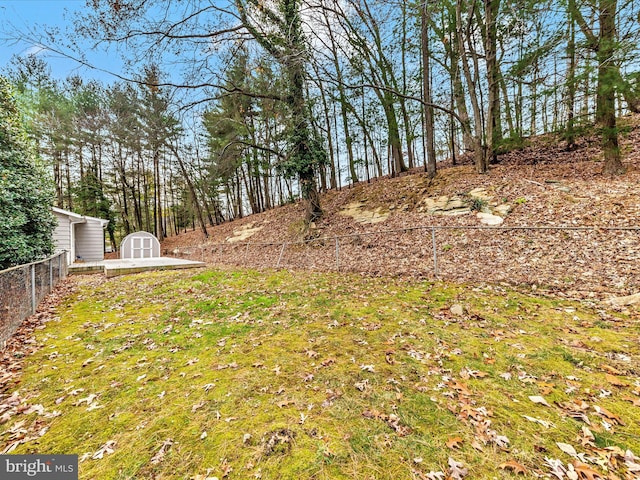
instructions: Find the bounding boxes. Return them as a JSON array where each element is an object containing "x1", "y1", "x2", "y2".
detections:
[
  {"x1": 597, "y1": 0, "x2": 624, "y2": 174},
  {"x1": 443, "y1": 10, "x2": 474, "y2": 153},
  {"x1": 170, "y1": 144, "x2": 208, "y2": 239},
  {"x1": 314, "y1": 69, "x2": 336, "y2": 191},
  {"x1": 422, "y1": 3, "x2": 436, "y2": 178},
  {"x1": 381, "y1": 92, "x2": 407, "y2": 177},
  {"x1": 565, "y1": 9, "x2": 577, "y2": 151},
  {"x1": 456, "y1": 0, "x2": 487, "y2": 173},
  {"x1": 485, "y1": 0, "x2": 502, "y2": 163},
  {"x1": 153, "y1": 150, "x2": 164, "y2": 241}
]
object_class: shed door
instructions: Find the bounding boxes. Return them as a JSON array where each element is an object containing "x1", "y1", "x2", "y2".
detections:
[{"x1": 132, "y1": 236, "x2": 153, "y2": 258}]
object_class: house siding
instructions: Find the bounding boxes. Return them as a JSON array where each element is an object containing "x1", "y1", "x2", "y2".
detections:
[
  {"x1": 52, "y1": 212, "x2": 72, "y2": 264},
  {"x1": 52, "y1": 214, "x2": 71, "y2": 253},
  {"x1": 75, "y1": 222, "x2": 105, "y2": 262},
  {"x1": 51, "y1": 207, "x2": 108, "y2": 264}
]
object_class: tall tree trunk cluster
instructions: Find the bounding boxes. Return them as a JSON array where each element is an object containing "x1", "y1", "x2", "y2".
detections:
[{"x1": 12, "y1": 0, "x2": 638, "y2": 241}]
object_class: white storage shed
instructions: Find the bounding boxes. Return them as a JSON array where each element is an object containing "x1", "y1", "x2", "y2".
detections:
[
  {"x1": 52, "y1": 207, "x2": 110, "y2": 265},
  {"x1": 120, "y1": 231, "x2": 161, "y2": 259}
]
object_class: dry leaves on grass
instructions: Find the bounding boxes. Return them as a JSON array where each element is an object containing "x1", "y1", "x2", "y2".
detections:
[
  {"x1": 91, "y1": 440, "x2": 117, "y2": 460},
  {"x1": 150, "y1": 438, "x2": 174, "y2": 464},
  {"x1": 499, "y1": 460, "x2": 527, "y2": 475},
  {"x1": 362, "y1": 409, "x2": 412, "y2": 436},
  {"x1": 0, "y1": 280, "x2": 77, "y2": 453}
]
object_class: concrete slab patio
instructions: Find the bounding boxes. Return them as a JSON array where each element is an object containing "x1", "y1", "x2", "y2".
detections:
[{"x1": 69, "y1": 257, "x2": 206, "y2": 277}]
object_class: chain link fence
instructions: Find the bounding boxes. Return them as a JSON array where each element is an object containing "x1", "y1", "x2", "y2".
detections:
[
  {"x1": 173, "y1": 225, "x2": 640, "y2": 295},
  {"x1": 0, "y1": 252, "x2": 68, "y2": 347}
]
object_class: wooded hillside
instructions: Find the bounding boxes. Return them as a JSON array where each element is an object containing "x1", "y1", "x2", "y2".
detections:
[
  {"x1": 162, "y1": 115, "x2": 640, "y2": 298},
  {"x1": 4, "y1": 0, "x2": 640, "y2": 241}
]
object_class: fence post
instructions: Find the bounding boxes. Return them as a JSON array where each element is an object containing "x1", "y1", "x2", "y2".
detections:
[
  {"x1": 30, "y1": 263, "x2": 36, "y2": 314},
  {"x1": 335, "y1": 237, "x2": 340, "y2": 271},
  {"x1": 431, "y1": 227, "x2": 438, "y2": 278},
  {"x1": 49, "y1": 259, "x2": 53, "y2": 293},
  {"x1": 276, "y1": 243, "x2": 286, "y2": 268}
]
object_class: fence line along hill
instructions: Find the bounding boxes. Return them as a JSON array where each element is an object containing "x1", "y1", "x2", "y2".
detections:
[{"x1": 162, "y1": 118, "x2": 640, "y2": 299}]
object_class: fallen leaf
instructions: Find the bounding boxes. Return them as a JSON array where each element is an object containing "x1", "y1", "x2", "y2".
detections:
[
  {"x1": 354, "y1": 379, "x2": 369, "y2": 391},
  {"x1": 470, "y1": 440, "x2": 484, "y2": 451},
  {"x1": 592, "y1": 405, "x2": 624, "y2": 425},
  {"x1": 605, "y1": 374, "x2": 627, "y2": 387},
  {"x1": 499, "y1": 460, "x2": 527, "y2": 475},
  {"x1": 529, "y1": 395, "x2": 551, "y2": 407},
  {"x1": 446, "y1": 436, "x2": 463, "y2": 450},
  {"x1": 447, "y1": 457, "x2": 468, "y2": 479},
  {"x1": 219, "y1": 457, "x2": 232, "y2": 478},
  {"x1": 523, "y1": 415, "x2": 554, "y2": 428},
  {"x1": 448, "y1": 381, "x2": 472, "y2": 396},
  {"x1": 572, "y1": 460, "x2": 604, "y2": 479},
  {"x1": 92, "y1": 440, "x2": 116, "y2": 460},
  {"x1": 557, "y1": 442, "x2": 578, "y2": 457},
  {"x1": 75, "y1": 394, "x2": 97, "y2": 406},
  {"x1": 623, "y1": 396, "x2": 640, "y2": 407},
  {"x1": 320, "y1": 358, "x2": 335, "y2": 367},
  {"x1": 425, "y1": 472, "x2": 445, "y2": 480},
  {"x1": 150, "y1": 439, "x2": 174, "y2": 465},
  {"x1": 600, "y1": 364, "x2": 622, "y2": 375},
  {"x1": 493, "y1": 435, "x2": 510, "y2": 449},
  {"x1": 362, "y1": 409, "x2": 383, "y2": 419},
  {"x1": 545, "y1": 457, "x2": 569, "y2": 479},
  {"x1": 385, "y1": 350, "x2": 395, "y2": 365},
  {"x1": 579, "y1": 426, "x2": 595, "y2": 447}
]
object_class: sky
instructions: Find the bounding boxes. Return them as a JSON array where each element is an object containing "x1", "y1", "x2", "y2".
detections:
[{"x1": 0, "y1": 0, "x2": 124, "y2": 83}]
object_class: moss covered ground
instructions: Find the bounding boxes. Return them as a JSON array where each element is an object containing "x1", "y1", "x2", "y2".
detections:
[{"x1": 2, "y1": 268, "x2": 639, "y2": 479}]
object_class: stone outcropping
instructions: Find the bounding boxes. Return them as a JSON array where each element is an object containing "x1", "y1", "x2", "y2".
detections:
[
  {"x1": 339, "y1": 202, "x2": 390, "y2": 224},
  {"x1": 417, "y1": 187, "x2": 512, "y2": 224}
]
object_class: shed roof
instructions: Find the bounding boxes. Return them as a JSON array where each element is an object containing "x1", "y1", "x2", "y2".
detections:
[{"x1": 52, "y1": 207, "x2": 109, "y2": 227}]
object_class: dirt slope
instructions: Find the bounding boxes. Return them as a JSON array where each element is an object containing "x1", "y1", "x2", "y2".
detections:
[{"x1": 162, "y1": 114, "x2": 640, "y2": 298}]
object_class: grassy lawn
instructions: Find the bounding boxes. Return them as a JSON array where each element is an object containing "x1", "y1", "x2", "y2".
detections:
[{"x1": 2, "y1": 268, "x2": 639, "y2": 479}]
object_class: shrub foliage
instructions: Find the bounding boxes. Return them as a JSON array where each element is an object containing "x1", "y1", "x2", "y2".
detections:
[{"x1": 0, "y1": 76, "x2": 55, "y2": 270}]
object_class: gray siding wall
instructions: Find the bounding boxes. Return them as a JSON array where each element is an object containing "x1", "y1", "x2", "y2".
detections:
[
  {"x1": 52, "y1": 213, "x2": 72, "y2": 264},
  {"x1": 75, "y1": 221, "x2": 105, "y2": 261}
]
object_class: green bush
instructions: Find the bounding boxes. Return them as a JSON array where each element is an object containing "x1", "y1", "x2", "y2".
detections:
[{"x1": 0, "y1": 76, "x2": 55, "y2": 270}]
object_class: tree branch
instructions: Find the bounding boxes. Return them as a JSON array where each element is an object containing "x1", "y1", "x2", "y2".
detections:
[
  {"x1": 569, "y1": 0, "x2": 599, "y2": 50},
  {"x1": 331, "y1": 80, "x2": 468, "y2": 131}
]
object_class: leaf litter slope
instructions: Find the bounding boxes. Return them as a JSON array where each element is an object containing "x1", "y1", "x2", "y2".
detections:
[
  {"x1": 1, "y1": 269, "x2": 639, "y2": 479},
  {"x1": 163, "y1": 115, "x2": 640, "y2": 297}
]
